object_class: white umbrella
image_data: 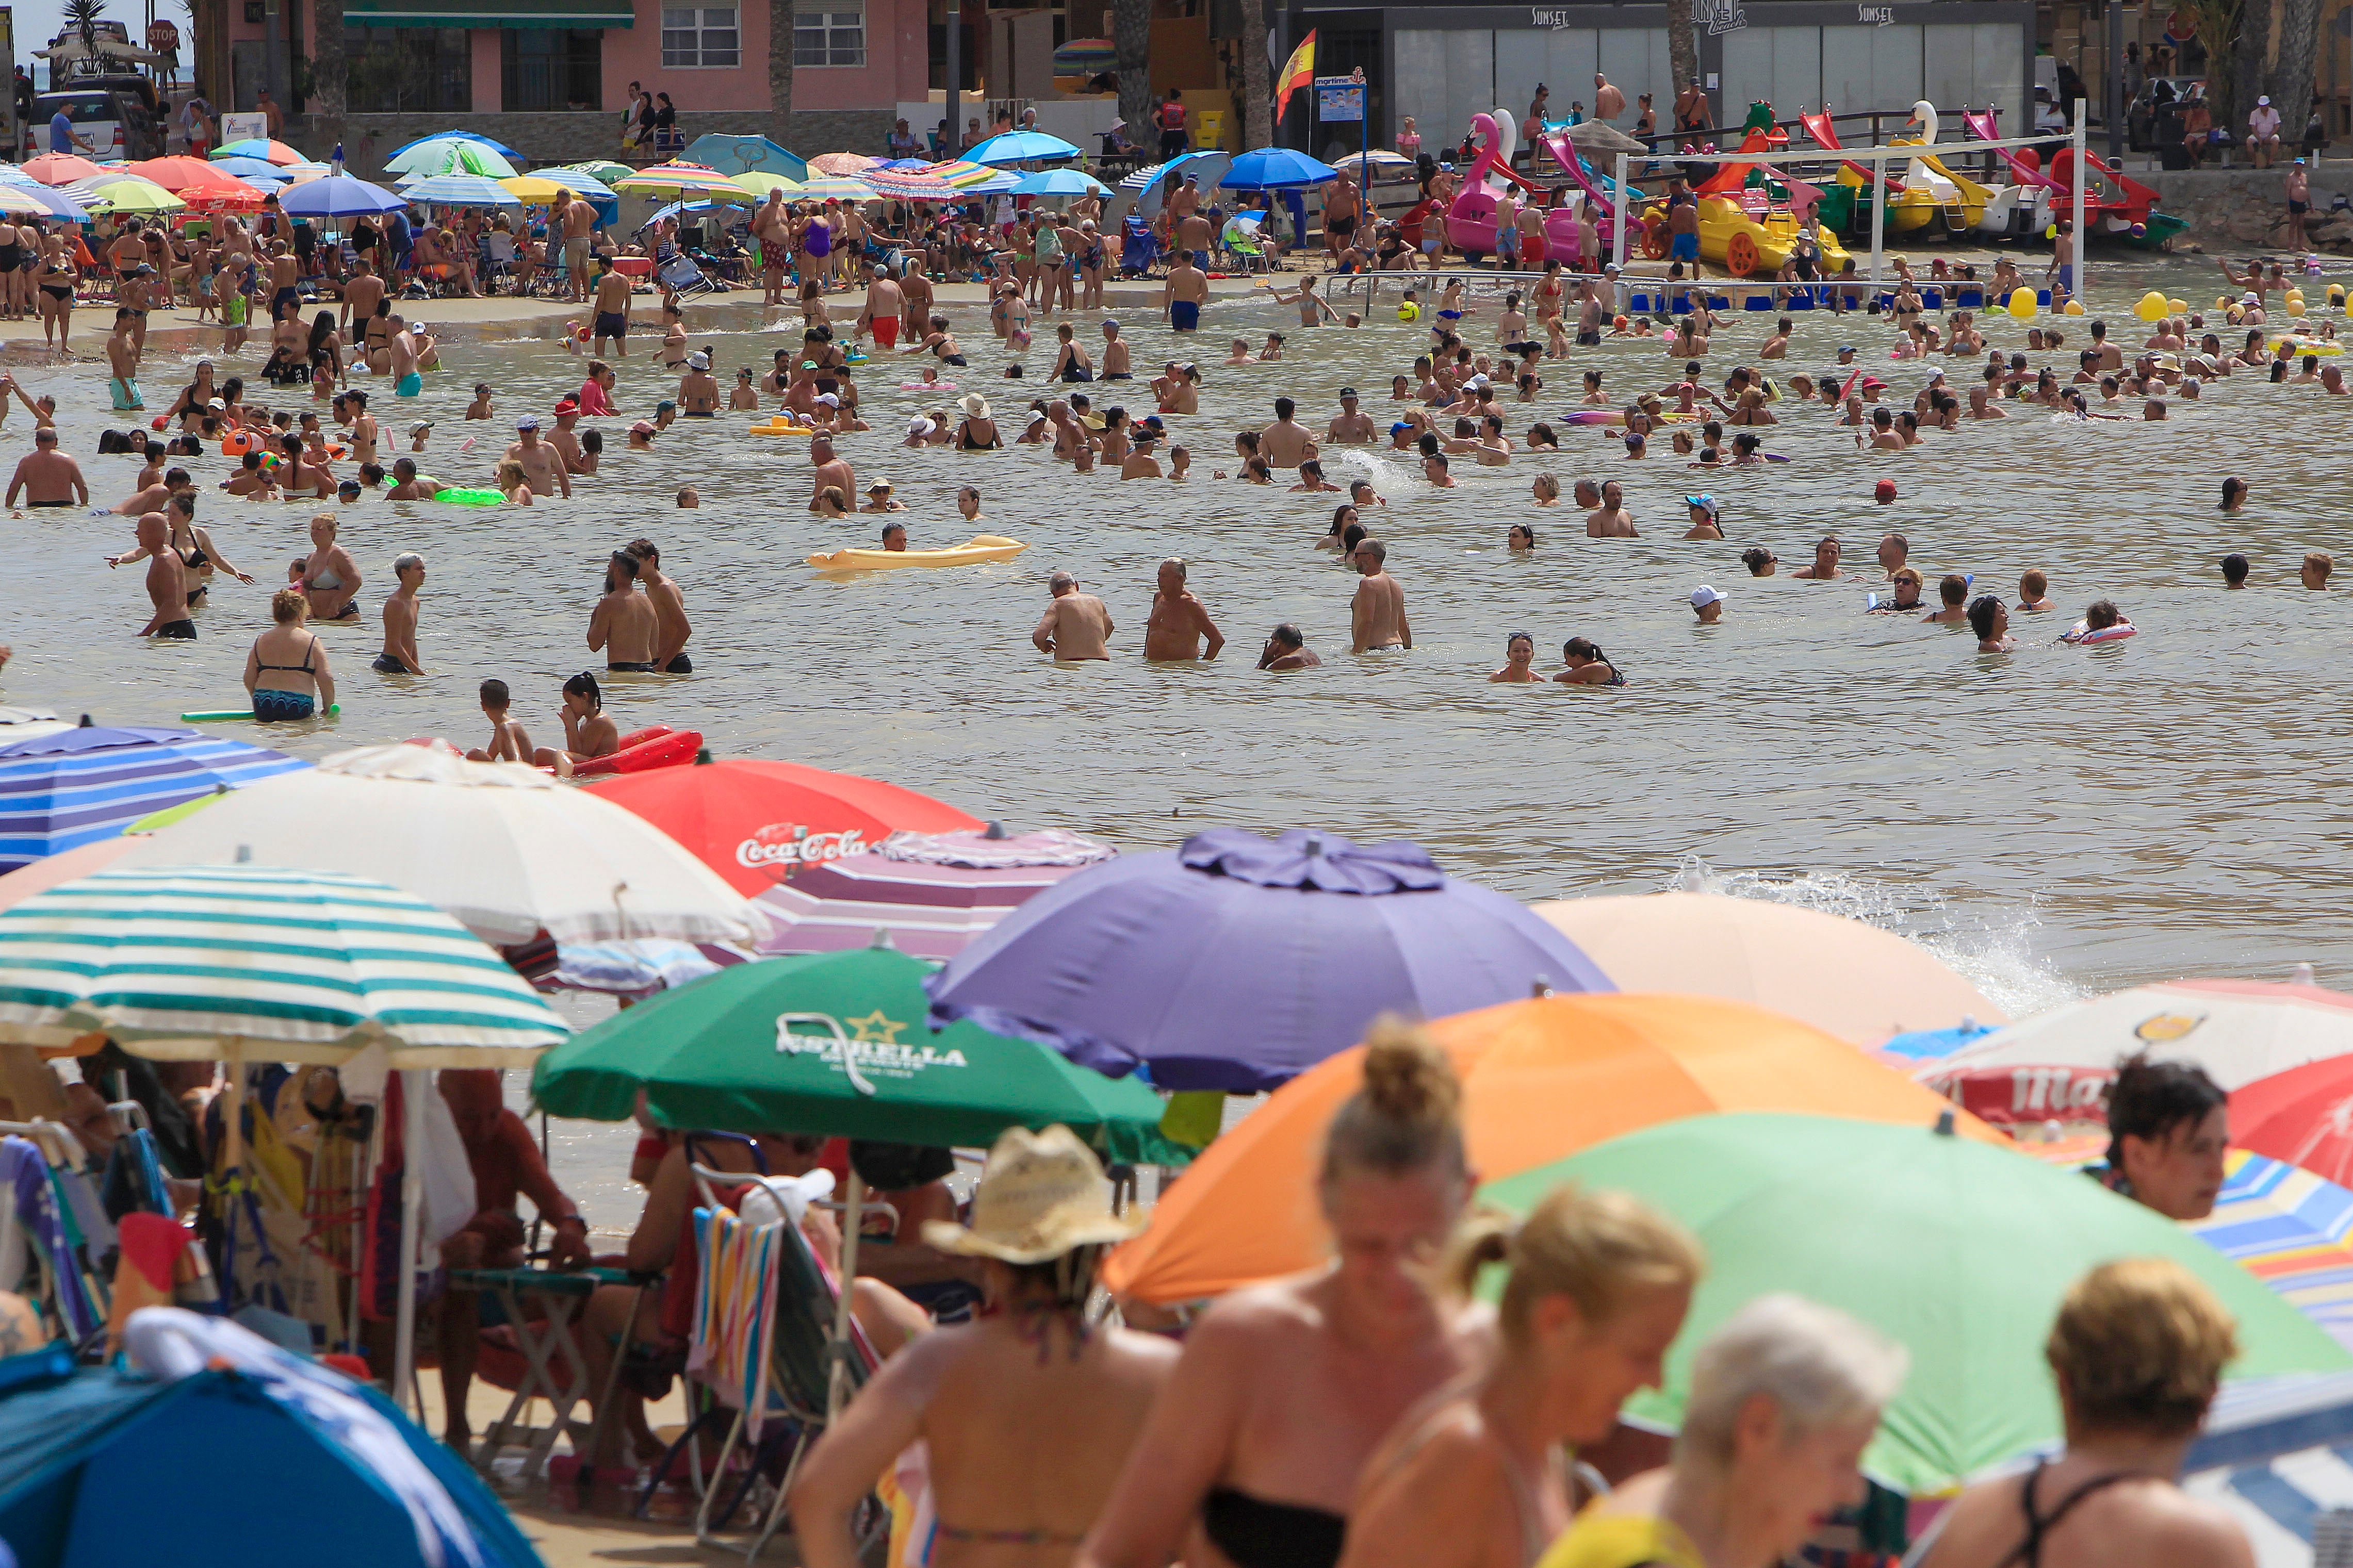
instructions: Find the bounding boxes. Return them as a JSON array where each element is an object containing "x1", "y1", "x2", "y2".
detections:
[
  {"x1": 111, "y1": 742, "x2": 759, "y2": 947},
  {"x1": 1920, "y1": 976, "x2": 2353, "y2": 1129}
]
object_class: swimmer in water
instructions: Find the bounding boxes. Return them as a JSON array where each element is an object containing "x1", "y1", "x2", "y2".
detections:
[
  {"x1": 1033, "y1": 570, "x2": 1114, "y2": 661},
  {"x1": 1349, "y1": 539, "x2": 1410, "y2": 652},
  {"x1": 1689, "y1": 585, "x2": 1725, "y2": 624},
  {"x1": 1555, "y1": 637, "x2": 1623, "y2": 686},
  {"x1": 1257, "y1": 623, "x2": 1320, "y2": 670},
  {"x1": 1968, "y1": 595, "x2": 2013, "y2": 652},
  {"x1": 1924, "y1": 574, "x2": 1971, "y2": 625},
  {"x1": 1489, "y1": 631, "x2": 1542, "y2": 683},
  {"x1": 2221, "y1": 552, "x2": 2250, "y2": 588},
  {"x1": 2061, "y1": 599, "x2": 2133, "y2": 642},
  {"x1": 2220, "y1": 476, "x2": 2248, "y2": 511},
  {"x1": 1683, "y1": 495, "x2": 1723, "y2": 539},
  {"x1": 1872, "y1": 568, "x2": 1925, "y2": 613},
  {"x1": 1742, "y1": 547, "x2": 1777, "y2": 577},
  {"x1": 1793, "y1": 537, "x2": 1845, "y2": 580},
  {"x1": 2018, "y1": 570, "x2": 2053, "y2": 612},
  {"x1": 1507, "y1": 523, "x2": 1535, "y2": 551},
  {"x1": 2303, "y1": 551, "x2": 2333, "y2": 590}
]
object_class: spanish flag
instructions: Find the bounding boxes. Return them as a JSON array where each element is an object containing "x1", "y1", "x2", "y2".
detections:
[{"x1": 1274, "y1": 30, "x2": 1317, "y2": 123}]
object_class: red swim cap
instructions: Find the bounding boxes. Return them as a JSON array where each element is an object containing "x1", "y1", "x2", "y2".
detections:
[{"x1": 1874, "y1": 478, "x2": 1898, "y2": 502}]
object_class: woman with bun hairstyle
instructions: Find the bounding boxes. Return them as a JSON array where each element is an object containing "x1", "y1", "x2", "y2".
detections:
[
  {"x1": 1080, "y1": 1019, "x2": 1490, "y2": 1568},
  {"x1": 1340, "y1": 1186, "x2": 1701, "y2": 1568}
]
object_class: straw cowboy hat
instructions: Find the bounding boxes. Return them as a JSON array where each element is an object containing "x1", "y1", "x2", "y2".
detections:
[{"x1": 922, "y1": 1124, "x2": 1144, "y2": 1265}]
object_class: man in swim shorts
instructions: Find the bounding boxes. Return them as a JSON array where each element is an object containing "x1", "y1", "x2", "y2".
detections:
[
  {"x1": 1033, "y1": 571, "x2": 1114, "y2": 660},
  {"x1": 134, "y1": 513, "x2": 193, "y2": 638},
  {"x1": 1350, "y1": 539, "x2": 1411, "y2": 652},
  {"x1": 592, "y1": 258, "x2": 632, "y2": 357},
  {"x1": 858, "y1": 261, "x2": 903, "y2": 350},
  {"x1": 1164, "y1": 254, "x2": 1208, "y2": 333},
  {"x1": 1665, "y1": 177, "x2": 1701, "y2": 262},
  {"x1": 626, "y1": 537, "x2": 693, "y2": 673},
  {"x1": 561, "y1": 193, "x2": 596, "y2": 303},
  {"x1": 387, "y1": 313, "x2": 422, "y2": 397},
  {"x1": 590, "y1": 550, "x2": 660, "y2": 671},
  {"x1": 7, "y1": 426, "x2": 86, "y2": 507},
  {"x1": 106, "y1": 308, "x2": 141, "y2": 410}
]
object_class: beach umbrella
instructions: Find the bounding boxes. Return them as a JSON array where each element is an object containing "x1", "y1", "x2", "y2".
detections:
[
  {"x1": 1482, "y1": 1113, "x2": 2353, "y2": 1494},
  {"x1": 645, "y1": 199, "x2": 721, "y2": 228},
  {"x1": 386, "y1": 128, "x2": 524, "y2": 162},
  {"x1": 0, "y1": 727, "x2": 305, "y2": 871},
  {"x1": 1009, "y1": 167, "x2": 1110, "y2": 197},
  {"x1": 122, "y1": 156, "x2": 262, "y2": 199},
  {"x1": 682, "y1": 134, "x2": 809, "y2": 183},
  {"x1": 108, "y1": 742, "x2": 759, "y2": 948},
  {"x1": 0, "y1": 184, "x2": 64, "y2": 218},
  {"x1": 735, "y1": 170, "x2": 805, "y2": 197},
  {"x1": 84, "y1": 175, "x2": 187, "y2": 214},
  {"x1": 531, "y1": 944, "x2": 1185, "y2": 1165},
  {"x1": 1331, "y1": 148, "x2": 1415, "y2": 176},
  {"x1": 782, "y1": 174, "x2": 879, "y2": 202},
  {"x1": 928, "y1": 159, "x2": 1019, "y2": 193},
  {"x1": 808, "y1": 152, "x2": 882, "y2": 175},
  {"x1": 0, "y1": 862, "x2": 566, "y2": 1063},
  {"x1": 209, "y1": 137, "x2": 305, "y2": 166},
  {"x1": 383, "y1": 138, "x2": 517, "y2": 178},
  {"x1": 524, "y1": 167, "x2": 615, "y2": 199},
  {"x1": 0, "y1": 170, "x2": 87, "y2": 219},
  {"x1": 400, "y1": 172, "x2": 521, "y2": 208},
  {"x1": 584, "y1": 758, "x2": 981, "y2": 897},
  {"x1": 965, "y1": 130, "x2": 1082, "y2": 167},
  {"x1": 544, "y1": 158, "x2": 632, "y2": 185},
  {"x1": 1532, "y1": 892, "x2": 2004, "y2": 1048},
  {"x1": 209, "y1": 156, "x2": 292, "y2": 185},
  {"x1": 927, "y1": 828, "x2": 1611, "y2": 1093},
  {"x1": 2231, "y1": 1057, "x2": 2353, "y2": 1188},
  {"x1": 1128, "y1": 152, "x2": 1232, "y2": 219},
  {"x1": 2192, "y1": 1150, "x2": 2353, "y2": 1352},
  {"x1": 1101, "y1": 992, "x2": 1995, "y2": 1304},
  {"x1": 499, "y1": 175, "x2": 579, "y2": 203},
  {"x1": 0, "y1": 705, "x2": 67, "y2": 741},
  {"x1": 1560, "y1": 118, "x2": 1654, "y2": 156},
  {"x1": 277, "y1": 173, "x2": 405, "y2": 220},
  {"x1": 864, "y1": 167, "x2": 960, "y2": 201},
  {"x1": 614, "y1": 162, "x2": 750, "y2": 199},
  {"x1": 0, "y1": 839, "x2": 131, "y2": 913},
  {"x1": 1220, "y1": 147, "x2": 1341, "y2": 189},
  {"x1": 1922, "y1": 978, "x2": 2353, "y2": 1129},
  {"x1": 22, "y1": 152, "x2": 106, "y2": 185},
  {"x1": 1052, "y1": 36, "x2": 1117, "y2": 73},
  {"x1": 757, "y1": 826, "x2": 1114, "y2": 961}
]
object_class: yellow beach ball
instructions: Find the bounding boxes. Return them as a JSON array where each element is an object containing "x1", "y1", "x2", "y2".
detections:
[
  {"x1": 2063, "y1": 299, "x2": 2086, "y2": 315},
  {"x1": 2135, "y1": 290, "x2": 2168, "y2": 322},
  {"x1": 2008, "y1": 287, "x2": 2038, "y2": 321}
]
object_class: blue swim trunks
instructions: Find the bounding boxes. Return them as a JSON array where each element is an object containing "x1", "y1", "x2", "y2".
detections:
[
  {"x1": 1670, "y1": 232, "x2": 1701, "y2": 261},
  {"x1": 1170, "y1": 300, "x2": 1200, "y2": 331},
  {"x1": 395, "y1": 371, "x2": 423, "y2": 397}
]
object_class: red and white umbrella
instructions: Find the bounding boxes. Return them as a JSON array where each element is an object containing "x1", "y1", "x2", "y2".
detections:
[
  {"x1": 1919, "y1": 977, "x2": 2353, "y2": 1129},
  {"x1": 756, "y1": 827, "x2": 1113, "y2": 960},
  {"x1": 2233, "y1": 1057, "x2": 2353, "y2": 1188}
]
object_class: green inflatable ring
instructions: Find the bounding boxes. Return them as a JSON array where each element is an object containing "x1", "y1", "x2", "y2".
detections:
[{"x1": 437, "y1": 487, "x2": 505, "y2": 507}]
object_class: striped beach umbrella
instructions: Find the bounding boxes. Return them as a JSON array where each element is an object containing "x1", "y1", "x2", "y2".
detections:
[
  {"x1": 793, "y1": 175, "x2": 880, "y2": 203},
  {"x1": 83, "y1": 174, "x2": 188, "y2": 214},
  {"x1": 808, "y1": 152, "x2": 880, "y2": 175},
  {"x1": 613, "y1": 162, "x2": 749, "y2": 199},
  {"x1": 926, "y1": 159, "x2": 1018, "y2": 194},
  {"x1": 756, "y1": 827, "x2": 1113, "y2": 961},
  {"x1": 0, "y1": 728, "x2": 305, "y2": 871},
  {"x1": 2193, "y1": 1150, "x2": 2353, "y2": 1353},
  {"x1": 1052, "y1": 36, "x2": 1117, "y2": 73},
  {"x1": 209, "y1": 137, "x2": 306, "y2": 167},
  {"x1": 401, "y1": 172, "x2": 522, "y2": 208},
  {"x1": 0, "y1": 863, "x2": 568, "y2": 1064},
  {"x1": 862, "y1": 167, "x2": 958, "y2": 200},
  {"x1": 384, "y1": 139, "x2": 518, "y2": 179}
]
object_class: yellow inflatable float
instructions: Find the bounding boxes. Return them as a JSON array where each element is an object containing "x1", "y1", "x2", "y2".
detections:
[
  {"x1": 807, "y1": 534, "x2": 1028, "y2": 571},
  {"x1": 751, "y1": 416, "x2": 818, "y2": 436}
]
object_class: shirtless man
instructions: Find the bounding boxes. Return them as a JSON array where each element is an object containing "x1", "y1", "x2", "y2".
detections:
[
  {"x1": 754, "y1": 192, "x2": 793, "y2": 305},
  {"x1": 1163, "y1": 254, "x2": 1208, "y2": 333},
  {"x1": 1327, "y1": 387, "x2": 1378, "y2": 443},
  {"x1": 7, "y1": 426, "x2": 87, "y2": 507},
  {"x1": 809, "y1": 434, "x2": 856, "y2": 513},
  {"x1": 1793, "y1": 536, "x2": 1846, "y2": 580},
  {"x1": 377, "y1": 552, "x2": 426, "y2": 674},
  {"x1": 1259, "y1": 397, "x2": 1319, "y2": 468},
  {"x1": 1593, "y1": 71, "x2": 1626, "y2": 122},
  {"x1": 1585, "y1": 480, "x2": 1638, "y2": 537},
  {"x1": 590, "y1": 551, "x2": 661, "y2": 671},
  {"x1": 1175, "y1": 209, "x2": 1213, "y2": 272},
  {"x1": 338, "y1": 258, "x2": 384, "y2": 336},
  {"x1": 1257, "y1": 623, "x2": 1321, "y2": 670},
  {"x1": 134, "y1": 513, "x2": 193, "y2": 638},
  {"x1": 562, "y1": 194, "x2": 596, "y2": 303},
  {"x1": 106, "y1": 310, "x2": 142, "y2": 411},
  {"x1": 592, "y1": 258, "x2": 632, "y2": 357},
  {"x1": 1322, "y1": 173, "x2": 1362, "y2": 263},
  {"x1": 857, "y1": 264, "x2": 906, "y2": 350},
  {"x1": 386, "y1": 457, "x2": 440, "y2": 500},
  {"x1": 385, "y1": 312, "x2": 421, "y2": 398},
  {"x1": 1350, "y1": 539, "x2": 1411, "y2": 652},
  {"x1": 1033, "y1": 572, "x2": 1114, "y2": 661},
  {"x1": 1143, "y1": 558, "x2": 1224, "y2": 661},
  {"x1": 625, "y1": 537, "x2": 693, "y2": 673},
  {"x1": 503, "y1": 415, "x2": 572, "y2": 499},
  {"x1": 1100, "y1": 320, "x2": 1132, "y2": 379}
]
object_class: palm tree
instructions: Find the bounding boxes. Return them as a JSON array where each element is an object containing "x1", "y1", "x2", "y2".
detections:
[
  {"x1": 63, "y1": 0, "x2": 106, "y2": 54},
  {"x1": 769, "y1": 0, "x2": 794, "y2": 145},
  {"x1": 312, "y1": 0, "x2": 346, "y2": 155},
  {"x1": 1241, "y1": 0, "x2": 1271, "y2": 147},
  {"x1": 1114, "y1": 0, "x2": 1151, "y2": 142},
  {"x1": 1666, "y1": 0, "x2": 1698, "y2": 121}
]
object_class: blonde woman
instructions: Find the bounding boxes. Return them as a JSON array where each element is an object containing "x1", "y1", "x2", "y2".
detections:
[
  {"x1": 1341, "y1": 1187, "x2": 1702, "y2": 1568},
  {"x1": 1904, "y1": 1259, "x2": 2252, "y2": 1568},
  {"x1": 1081, "y1": 1021, "x2": 1490, "y2": 1568},
  {"x1": 496, "y1": 459, "x2": 536, "y2": 506},
  {"x1": 1537, "y1": 1295, "x2": 1908, "y2": 1568},
  {"x1": 243, "y1": 587, "x2": 335, "y2": 721}
]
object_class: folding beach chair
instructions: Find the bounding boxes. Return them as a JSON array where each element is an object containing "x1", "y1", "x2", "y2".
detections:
[
  {"x1": 659, "y1": 252, "x2": 722, "y2": 300},
  {"x1": 1118, "y1": 215, "x2": 1160, "y2": 278}
]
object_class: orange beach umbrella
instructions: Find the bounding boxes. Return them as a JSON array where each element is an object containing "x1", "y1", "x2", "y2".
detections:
[{"x1": 1102, "y1": 992, "x2": 2004, "y2": 1305}]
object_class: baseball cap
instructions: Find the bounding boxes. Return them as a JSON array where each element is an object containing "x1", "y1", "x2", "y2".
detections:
[
  {"x1": 868, "y1": 477, "x2": 893, "y2": 491},
  {"x1": 656, "y1": 400, "x2": 678, "y2": 413},
  {"x1": 1874, "y1": 478, "x2": 1898, "y2": 501},
  {"x1": 553, "y1": 397, "x2": 579, "y2": 414},
  {"x1": 1690, "y1": 585, "x2": 1726, "y2": 608},
  {"x1": 1339, "y1": 386, "x2": 1360, "y2": 398},
  {"x1": 1684, "y1": 493, "x2": 1719, "y2": 515},
  {"x1": 515, "y1": 415, "x2": 541, "y2": 431},
  {"x1": 816, "y1": 392, "x2": 840, "y2": 407}
]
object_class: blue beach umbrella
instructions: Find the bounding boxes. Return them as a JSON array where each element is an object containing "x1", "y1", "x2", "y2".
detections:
[
  {"x1": 1220, "y1": 146, "x2": 1342, "y2": 189},
  {"x1": 681, "y1": 133, "x2": 809, "y2": 183},
  {"x1": 927, "y1": 827, "x2": 1614, "y2": 1092},
  {"x1": 384, "y1": 128, "x2": 523, "y2": 162},
  {"x1": 965, "y1": 129, "x2": 1082, "y2": 166},
  {"x1": 1009, "y1": 167, "x2": 1111, "y2": 197},
  {"x1": 209, "y1": 156, "x2": 291, "y2": 185},
  {"x1": 0, "y1": 728, "x2": 306, "y2": 871},
  {"x1": 276, "y1": 174, "x2": 407, "y2": 221},
  {"x1": 399, "y1": 172, "x2": 521, "y2": 208}
]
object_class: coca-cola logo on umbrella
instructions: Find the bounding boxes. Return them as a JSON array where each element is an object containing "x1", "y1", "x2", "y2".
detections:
[{"x1": 736, "y1": 823, "x2": 870, "y2": 880}]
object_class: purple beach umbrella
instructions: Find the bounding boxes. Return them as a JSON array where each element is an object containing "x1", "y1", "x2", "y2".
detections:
[
  {"x1": 924, "y1": 827, "x2": 1613, "y2": 1092},
  {"x1": 0, "y1": 726, "x2": 307, "y2": 870}
]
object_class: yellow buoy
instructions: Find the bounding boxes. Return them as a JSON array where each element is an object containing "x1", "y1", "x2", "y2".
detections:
[
  {"x1": 2063, "y1": 299, "x2": 2086, "y2": 315},
  {"x1": 2007, "y1": 287, "x2": 2038, "y2": 321},
  {"x1": 2167, "y1": 297, "x2": 2187, "y2": 312},
  {"x1": 2135, "y1": 290, "x2": 2168, "y2": 322}
]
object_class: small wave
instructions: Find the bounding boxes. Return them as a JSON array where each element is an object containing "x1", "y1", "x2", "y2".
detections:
[
  {"x1": 1330, "y1": 449, "x2": 1409, "y2": 488},
  {"x1": 1665, "y1": 853, "x2": 2083, "y2": 1021}
]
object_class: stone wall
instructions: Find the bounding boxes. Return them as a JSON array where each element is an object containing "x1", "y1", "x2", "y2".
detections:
[
  {"x1": 286, "y1": 110, "x2": 897, "y2": 177},
  {"x1": 2135, "y1": 167, "x2": 2353, "y2": 254}
]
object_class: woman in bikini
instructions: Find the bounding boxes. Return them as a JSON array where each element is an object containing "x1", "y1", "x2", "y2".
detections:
[
  {"x1": 33, "y1": 234, "x2": 76, "y2": 351},
  {"x1": 1904, "y1": 1259, "x2": 2249, "y2": 1568},
  {"x1": 242, "y1": 587, "x2": 337, "y2": 722},
  {"x1": 299, "y1": 513, "x2": 363, "y2": 620},
  {"x1": 789, "y1": 1128, "x2": 1176, "y2": 1568},
  {"x1": 1537, "y1": 1297, "x2": 1905, "y2": 1568},
  {"x1": 1342, "y1": 1188, "x2": 1701, "y2": 1568},
  {"x1": 1080, "y1": 1021, "x2": 1491, "y2": 1568}
]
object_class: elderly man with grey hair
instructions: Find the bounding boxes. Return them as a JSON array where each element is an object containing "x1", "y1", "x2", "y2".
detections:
[
  {"x1": 374, "y1": 551, "x2": 427, "y2": 674},
  {"x1": 1144, "y1": 557, "x2": 1223, "y2": 662},
  {"x1": 1033, "y1": 570, "x2": 1114, "y2": 661}
]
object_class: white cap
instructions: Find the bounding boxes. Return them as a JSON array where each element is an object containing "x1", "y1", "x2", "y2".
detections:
[
  {"x1": 2260, "y1": 95, "x2": 2272, "y2": 105},
  {"x1": 1690, "y1": 585, "x2": 1726, "y2": 608},
  {"x1": 816, "y1": 392, "x2": 840, "y2": 406}
]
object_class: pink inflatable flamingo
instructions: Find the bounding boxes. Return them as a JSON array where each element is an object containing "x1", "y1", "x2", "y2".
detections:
[{"x1": 1446, "y1": 111, "x2": 1540, "y2": 262}]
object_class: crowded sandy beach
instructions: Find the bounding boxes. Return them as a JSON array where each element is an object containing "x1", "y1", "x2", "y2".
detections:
[{"x1": 5, "y1": 85, "x2": 2353, "y2": 1568}]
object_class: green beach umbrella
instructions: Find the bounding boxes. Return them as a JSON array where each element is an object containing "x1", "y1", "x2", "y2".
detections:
[
  {"x1": 531, "y1": 945, "x2": 1186, "y2": 1165},
  {"x1": 1480, "y1": 1112, "x2": 2353, "y2": 1495}
]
